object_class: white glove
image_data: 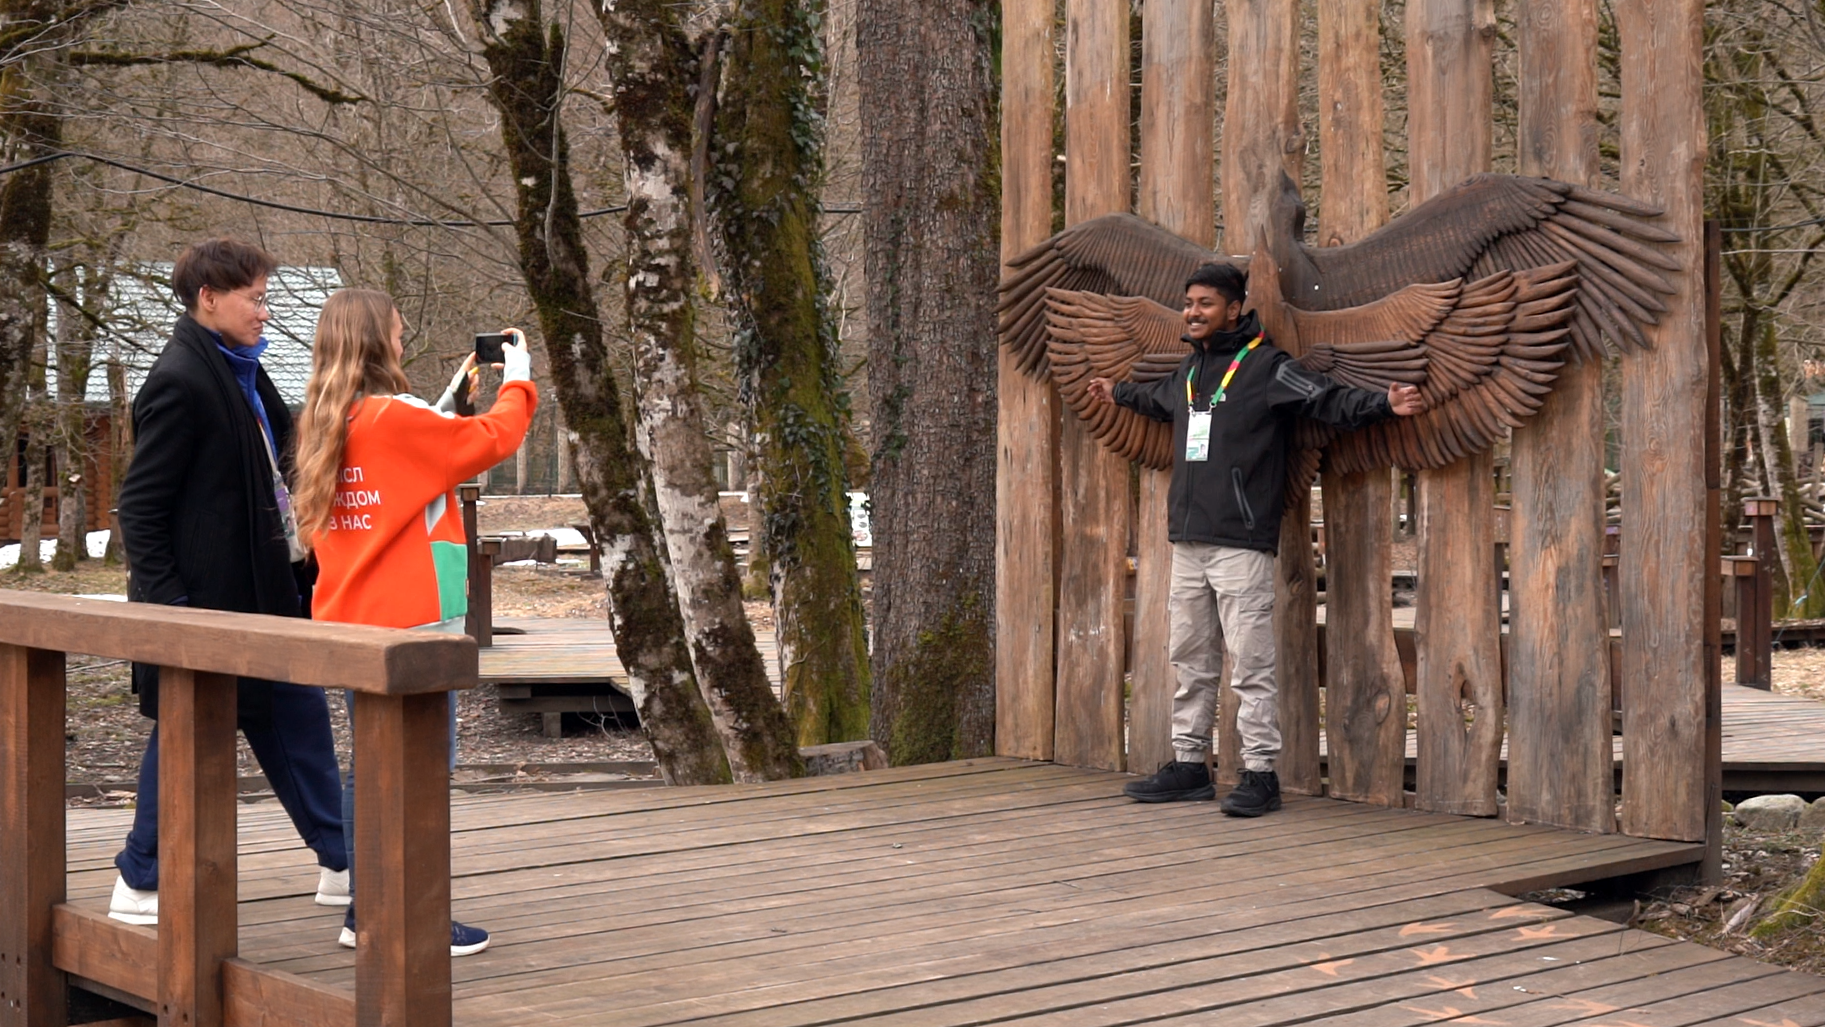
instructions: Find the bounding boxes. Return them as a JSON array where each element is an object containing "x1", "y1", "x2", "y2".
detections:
[
  {"x1": 435, "y1": 353, "x2": 478, "y2": 414},
  {"x1": 500, "y1": 328, "x2": 532, "y2": 384}
]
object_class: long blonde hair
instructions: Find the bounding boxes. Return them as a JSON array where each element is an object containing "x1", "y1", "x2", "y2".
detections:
[{"x1": 293, "y1": 289, "x2": 410, "y2": 544}]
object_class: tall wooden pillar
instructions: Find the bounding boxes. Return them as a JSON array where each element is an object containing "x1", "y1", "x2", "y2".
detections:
[
  {"x1": 1506, "y1": 0, "x2": 1614, "y2": 833},
  {"x1": 1131, "y1": 0, "x2": 1215, "y2": 775},
  {"x1": 995, "y1": 0, "x2": 1058, "y2": 761},
  {"x1": 1407, "y1": 0, "x2": 1504, "y2": 817},
  {"x1": 1223, "y1": 0, "x2": 1307, "y2": 789},
  {"x1": 1316, "y1": 0, "x2": 1403, "y2": 805},
  {"x1": 1052, "y1": 0, "x2": 1132, "y2": 770},
  {"x1": 1617, "y1": 0, "x2": 1709, "y2": 842}
]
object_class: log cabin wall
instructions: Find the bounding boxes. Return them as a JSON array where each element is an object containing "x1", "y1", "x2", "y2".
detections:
[
  {"x1": 1, "y1": 412, "x2": 115, "y2": 543},
  {"x1": 995, "y1": 0, "x2": 1714, "y2": 844}
]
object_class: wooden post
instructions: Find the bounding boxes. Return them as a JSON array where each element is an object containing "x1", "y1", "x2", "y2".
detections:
[
  {"x1": 0, "y1": 644, "x2": 65, "y2": 1027},
  {"x1": 1618, "y1": 0, "x2": 1707, "y2": 842},
  {"x1": 1406, "y1": 0, "x2": 1503, "y2": 817},
  {"x1": 1704, "y1": 219, "x2": 1725, "y2": 883},
  {"x1": 1737, "y1": 496, "x2": 1778, "y2": 689},
  {"x1": 460, "y1": 483, "x2": 483, "y2": 643},
  {"x1": 1052, "y1": 0, "x2": 1131, "y2": 771},
  {"x1": 156, "y1": 668, "x2": 238, "y2": 1027},
  {"x1": 995, "y1": 0, "x2": 1057, "y2": 762},
  {"x1": 1504, "y1": 0, "x2": 1614, "y2": 833},
  {"x1": 1223, "y1": 0, "x2": 1305, "y2": 789},
  {"x1": 475, "y1": 538, "x2": 499, "y2": 649},
  {"x1": 1131, "y1": 0, "x2": 1214, "y2": 775},
  {"x1": 1314, "y1": 0, "x2": 1401, "y2": 804},
  {"x1": 353, "y1": 692, "x2": 452, "y2": 1027}
]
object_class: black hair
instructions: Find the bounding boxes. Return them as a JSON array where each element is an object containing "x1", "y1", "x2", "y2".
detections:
[
  {"x1": 172, "y1": 238, "x2": 279, "y2": 312},
  {"x1": 1184, "y1": 262, "x2": 1247, "y2": 306}
]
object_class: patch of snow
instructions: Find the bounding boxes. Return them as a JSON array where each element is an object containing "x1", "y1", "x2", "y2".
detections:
[{"x1": 0, "y1": 530, "x2": 112, "y2": 569}]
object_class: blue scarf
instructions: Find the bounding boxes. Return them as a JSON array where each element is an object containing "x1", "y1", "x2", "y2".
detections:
[{"x1": 212, "y1": 333, "x2": 276, "y2": 455}]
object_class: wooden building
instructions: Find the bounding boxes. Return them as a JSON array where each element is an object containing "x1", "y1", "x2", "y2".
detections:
[{"x1": 0, "y1": 267, "x2": 333, "y2": 545}]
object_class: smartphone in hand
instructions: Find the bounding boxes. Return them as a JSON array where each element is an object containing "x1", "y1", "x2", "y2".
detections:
[{"x1": 474, "y1": 332, "x2": 510, "y2": 364}]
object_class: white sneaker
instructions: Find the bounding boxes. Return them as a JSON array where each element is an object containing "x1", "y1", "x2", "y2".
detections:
[
  {"x1": 108, "y1": 876, "x2": 158, "y2": 925},
  {"x1": 315, "y1": 867, "x2": 351, "y2": 907}
]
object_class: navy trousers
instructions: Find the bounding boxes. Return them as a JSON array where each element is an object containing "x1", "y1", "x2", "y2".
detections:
[{"x1": 115, "y1": 681, "x2": 348, "y2": 890}]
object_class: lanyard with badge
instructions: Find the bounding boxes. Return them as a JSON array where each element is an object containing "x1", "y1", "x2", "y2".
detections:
[{"x1": 1184, "y1": 333, "x2": 1262, "y2": 462}]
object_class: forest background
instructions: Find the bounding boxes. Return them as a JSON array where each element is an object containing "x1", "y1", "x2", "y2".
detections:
[{"x1": 0, "y1": 0, "x2": 1818, "y2": 781}]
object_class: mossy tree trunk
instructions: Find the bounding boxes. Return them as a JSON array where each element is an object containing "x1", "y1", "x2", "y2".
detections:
[
  {"x1": 711, "y1": 0, "x2": 872, "y2": 746},
  {"x1": 15, "y1": 392, "x2": 45, "y2": 572},
  {"x1": 596, "y1": 0, "x2": 805, "y2": 781},
  {"x1": 857, "y1": 0, "x2": 1000, "y2": 764},
  {"x1": 1752, "y1": 318, "x2": 1825, "y2": 617},
  {"x1": 468, "y1": 0, "x2": 732, "y2": 786}
]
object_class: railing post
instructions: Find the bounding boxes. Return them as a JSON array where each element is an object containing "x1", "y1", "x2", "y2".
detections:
[
  {"x1": 460, "y1": 483, "x2": 483, "y2": 643},
  {"x1": 475, "y1": 539, "x2": 499, "y2": 649},
  {"x1": 157, "y1": 668, "x2": 239, "y2": 1027},
  {"x1": 353, "y1": 692, "x2": 452, "y2": 1027},
  {"x1": 0, "y1": 644, "x2": 66, "y2": 1027},
  {"x1": 1725, "y1": 556, "x2": 1767, "y2": 689}
]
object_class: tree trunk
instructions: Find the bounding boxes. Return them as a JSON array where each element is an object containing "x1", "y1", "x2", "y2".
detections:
[
  {"x1": 1752, "y1": 317, "x2": 1823, "y2": 617},
  {"x1": 0, "y1": 52, "x2": 58, "y2": 483},
  {"x1": 103, "y1": 334, "x2": 127, "y2": 566},
  {"x1": 712, "y1": 0, "x2": 872, "y2": 746},
  {"x1": 16, "y1": 396, "x2": 45, "y2": 573},
  {"x1": 595, "y1": 0, "x2": 805, "y2": 781},
  {"x1": 468, "y1": 0, "x2": 733, "y2": 786},
  {"x1": 858, "y1": 0, "x2": 999, "y2": 764},
  {"x1": 51, "y1": 285, "x2": 93, "y2": 571}
]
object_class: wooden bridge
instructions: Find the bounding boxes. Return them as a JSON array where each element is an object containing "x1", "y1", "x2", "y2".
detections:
[{"x1": 45, "y1": 757, "x2": 1825, "y2": 1027}]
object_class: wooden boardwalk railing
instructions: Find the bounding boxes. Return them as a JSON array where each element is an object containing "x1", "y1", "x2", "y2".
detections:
[{"x1": 0, "y1": 589, "x2": 475, "y2": 1027}]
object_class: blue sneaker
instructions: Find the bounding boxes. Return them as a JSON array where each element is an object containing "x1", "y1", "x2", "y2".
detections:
[{"x1": 338, "y1": 907, "x2": 492, "y2": 956}]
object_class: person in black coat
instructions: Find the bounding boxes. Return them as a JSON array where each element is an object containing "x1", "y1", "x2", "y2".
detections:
[{"x1": 108, "y1": 238, "x2": 350, "y2": 924}]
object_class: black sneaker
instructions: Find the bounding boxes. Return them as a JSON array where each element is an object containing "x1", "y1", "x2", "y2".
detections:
[
  {"x1": 1220, "y1": 769, "x2": 1282, "y2": 817},
  {"x1": 1122, "y1": 760, "x2": 1215, "y2": 803}
]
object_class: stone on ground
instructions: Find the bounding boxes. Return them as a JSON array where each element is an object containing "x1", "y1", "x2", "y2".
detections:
[{"x1": 1732, "y1": 793, "x2": 1807, "y2": 831}]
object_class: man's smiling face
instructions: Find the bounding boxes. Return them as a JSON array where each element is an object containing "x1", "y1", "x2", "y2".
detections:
[{"x1": 1183, "y1": 284, "x2": 1241, "y2": 341}]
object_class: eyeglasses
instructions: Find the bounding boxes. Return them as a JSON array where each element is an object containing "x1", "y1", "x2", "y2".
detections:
[{"x1": 203, "y1": 286, "x2": 269, "y2": 311}]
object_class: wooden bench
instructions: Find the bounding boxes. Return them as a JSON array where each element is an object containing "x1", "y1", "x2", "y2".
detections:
[{"x1": 0, "y1": 590, "x2": 475, "y2": 1027}]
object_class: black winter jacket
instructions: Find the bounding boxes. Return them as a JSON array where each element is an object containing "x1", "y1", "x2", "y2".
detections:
[
  {"x1": 119, "y1": 315, "x2": 311, "y2": 722},
  {"x1": 1112, "y1": 312, "x2": 1392, "y2": 554}
]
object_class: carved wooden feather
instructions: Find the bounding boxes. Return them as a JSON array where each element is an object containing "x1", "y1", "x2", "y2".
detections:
[
  {"x1": 1000, "y1": 172, "x2": 1677, "y2": 372},
  {"x1": 1040, "y1": 258, "x2": 1579, "y2": 483}
]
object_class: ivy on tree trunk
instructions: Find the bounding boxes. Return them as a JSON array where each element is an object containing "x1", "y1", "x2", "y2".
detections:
[
  {"x1": 596, "y1": 0, "x2": 804, "y2": 781},
  {"x1": 468, "y1": 0, "x2": 732, "y2": 786},
  {"x1": 711, "y1": 0, "x2": 872, "y2": 746},
  {"x1": 857, "y1": 0, "x2": 1000, "y2": 764}
]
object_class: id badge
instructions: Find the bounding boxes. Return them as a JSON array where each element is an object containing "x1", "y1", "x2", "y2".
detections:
[{"x1": 1186, "y1": 409, "x2": 1212, "y2": 462}]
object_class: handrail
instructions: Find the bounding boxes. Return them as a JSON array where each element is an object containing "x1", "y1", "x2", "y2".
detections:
[{"x1": 0, "y1": 588, "x2": 475, "y2": 1027}]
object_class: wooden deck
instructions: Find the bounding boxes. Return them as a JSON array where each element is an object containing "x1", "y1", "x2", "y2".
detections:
[{"x1": 61, "y1": 758, "x2": 1825, "y2": 1025}]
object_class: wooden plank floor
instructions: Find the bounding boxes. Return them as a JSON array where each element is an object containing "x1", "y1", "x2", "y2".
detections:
[
  {"x1": 62, "y1": 758, "x2": 1825, "y2": 1025},
  {"x1": 480, "y1": 617, "x2": 779, "y2": 691}
]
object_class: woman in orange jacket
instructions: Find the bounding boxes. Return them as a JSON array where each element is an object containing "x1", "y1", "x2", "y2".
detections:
[{"x1": 292, "y1": 288, "x2": 536, "y2": 955}]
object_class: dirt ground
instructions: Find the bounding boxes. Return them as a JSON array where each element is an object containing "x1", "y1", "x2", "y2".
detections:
[{"x1": 1621, "y1": 821, "x2": 1825, "y2": 975}]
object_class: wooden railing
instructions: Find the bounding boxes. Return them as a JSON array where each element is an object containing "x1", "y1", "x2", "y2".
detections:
[{"x1": 0, "y1": 590, "x2": 475, "y2": 1027}]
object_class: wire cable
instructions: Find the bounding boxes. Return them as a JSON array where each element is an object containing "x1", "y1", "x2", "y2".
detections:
[{"x1": 0, "y1": 150, "x2": 861, "y2": 224}]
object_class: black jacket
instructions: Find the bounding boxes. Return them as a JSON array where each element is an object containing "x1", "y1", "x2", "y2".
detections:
[
  {"x1": 120, "y1": 315, "x2": 309, "y2": 721},
  {"x1": 1112, "y1": 312, "x2": 1392, "y2": 554}
]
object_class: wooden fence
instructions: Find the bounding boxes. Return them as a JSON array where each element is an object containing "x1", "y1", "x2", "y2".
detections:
[
  {"x1": 995, "y1": 0, "x2": 1717, "y2": 847},
  {"x1": 0, "y1": 590, "x2": 473, "y2": 1027}
]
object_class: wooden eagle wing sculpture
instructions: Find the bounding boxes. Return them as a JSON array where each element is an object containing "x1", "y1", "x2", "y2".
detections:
[
  {"x1": 1000, "y1": 171, "x2": 1681, "y2": 374},
  {"x1": 1043, "y1": 251, "x2": 1582, "y2": 485}
]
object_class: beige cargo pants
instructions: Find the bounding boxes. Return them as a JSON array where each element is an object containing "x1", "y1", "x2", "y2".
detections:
[{"x1": 1169, "y1": 541, "x2": 1281, "y2": 772}]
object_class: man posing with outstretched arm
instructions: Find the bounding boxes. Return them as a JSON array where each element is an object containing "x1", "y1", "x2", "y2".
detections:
[{"x1": 1086, "y1": 263, "x2": 1425, "y2": 817}]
